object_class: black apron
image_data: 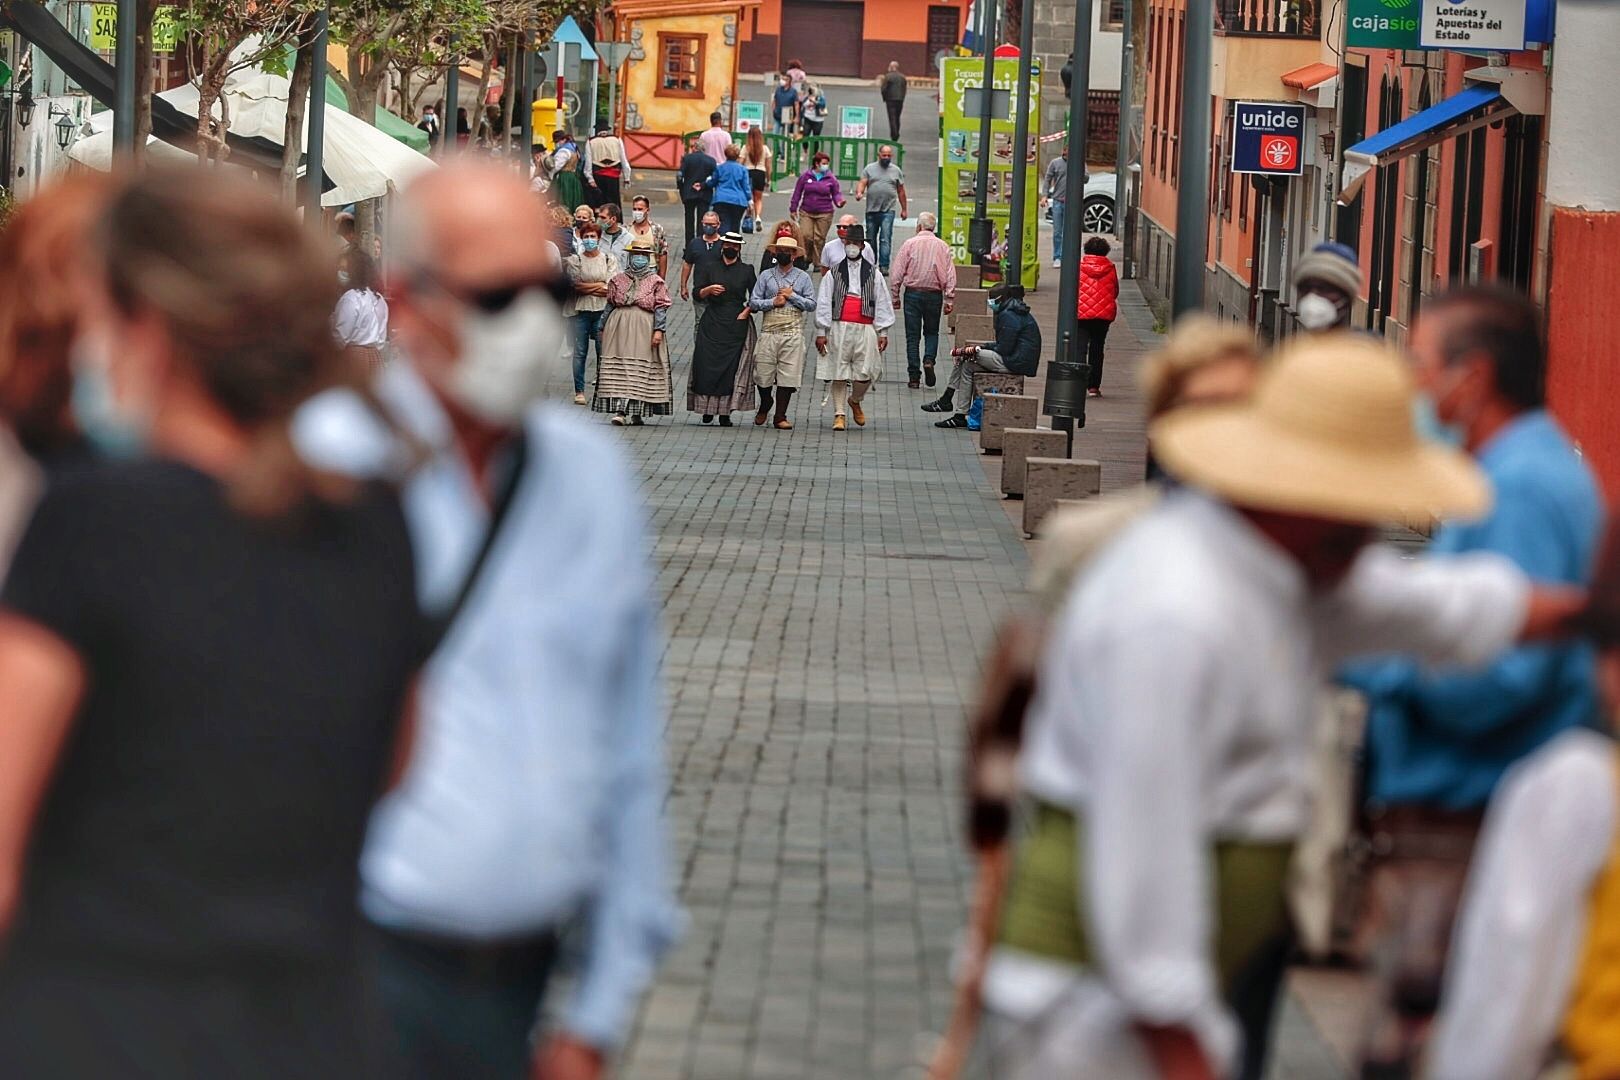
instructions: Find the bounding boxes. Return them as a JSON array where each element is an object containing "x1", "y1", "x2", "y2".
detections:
[{"x1": 691, "y1": 259, "x2": 757, "y2": 397}]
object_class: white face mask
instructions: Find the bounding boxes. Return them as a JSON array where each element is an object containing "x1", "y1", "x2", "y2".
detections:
[
  {"x1": 631, "y1": 209, "x2": 647, "y2": 224},
  {"x1": 447, "y1": 290, "x2": 568, "y2": 426},
  {"x1": 1296, "y1": 292, "x2": 1342, "y2": 332},
  {"x1": 70, "y1": 332, "x2": 152, "y2": 458}
]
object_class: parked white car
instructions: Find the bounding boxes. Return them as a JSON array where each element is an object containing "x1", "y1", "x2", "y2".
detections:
[{"x1": 1045, "y1": 171, "x2": 1119, "y2": 235}]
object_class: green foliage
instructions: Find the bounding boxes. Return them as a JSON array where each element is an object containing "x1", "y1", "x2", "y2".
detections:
[{"x1": 0, "y1": 187, "x2": 16, "y2": 234}]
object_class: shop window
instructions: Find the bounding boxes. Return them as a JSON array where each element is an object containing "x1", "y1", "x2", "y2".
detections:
[
  {"x1": 658, "y1": 33, "x2": 705, "y2": 98},
  {"x1": 1103, "y1": 0, "x2": 1127, "y2": 29}
]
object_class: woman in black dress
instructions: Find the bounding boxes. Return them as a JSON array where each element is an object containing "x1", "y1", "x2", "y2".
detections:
[
  {"x1": 687, "y1": 230, "x2": 759, "y2": 425},
  {"x1": 0, "y1": 171, "x2": 421, "y2": 1079}
]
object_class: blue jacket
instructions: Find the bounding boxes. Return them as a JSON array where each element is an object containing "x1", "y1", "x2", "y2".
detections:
[
  {"x1": 990, "y1": 299, "x2": 1043, "y2": 376},
  {"x1": 1342, "y1": 411, "x2": 1605, "y2": 810},
  {"x1": 707, "y1": 161, "x2": 753, "y2": 208}
]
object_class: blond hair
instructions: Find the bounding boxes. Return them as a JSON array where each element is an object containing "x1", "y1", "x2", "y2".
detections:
[{"x1": 1139, "y1": 314, "x2": 1262, "y2": 419}]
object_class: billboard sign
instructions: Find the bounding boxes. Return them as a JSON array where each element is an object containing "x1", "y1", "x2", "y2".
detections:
[
  {"x1": 1231, "y1": 101, "x2": 1307, "y2": 176},
  {"x1": 1421, "y1": 0, "x2": 1527, "y2": 50},
  {"x1": 1347, "y1": 0, "x2": 1422, "y2": 47}
]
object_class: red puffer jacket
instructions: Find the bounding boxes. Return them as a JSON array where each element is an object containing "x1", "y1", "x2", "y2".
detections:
[{"x1": 1076, "y1": 253, "x2": 1120, "y2": 321}]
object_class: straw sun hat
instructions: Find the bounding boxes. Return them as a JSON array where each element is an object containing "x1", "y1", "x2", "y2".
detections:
[{"x1": 1150, "y1": 332, "x2": 1491, "y2": 524}]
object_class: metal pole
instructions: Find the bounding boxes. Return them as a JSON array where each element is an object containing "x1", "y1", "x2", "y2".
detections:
[
  {"x1": 304, "y1": 7, "x2": 328, "y2": 212},
  {"x1": 607, "y1": 55, "x2": 619, "y2": 134},
  {"x1": 968, "y1": 0, "x2": 998, "y2": 258},
  {"x1": 1005, "y1": 0, "x2": 1036, "y2": 283},
  {"x1": 442, "y1": 38, "x2": 459, "y2": 158},
  {"x1": 517, "y1": 39, "x2": 533, "y2": 161},
  {"x1": 1170, "y1": 0, "x2": 1211, "y2": 317},
  {"x1": 1053, "y1": 0, "x2": 1092, "y2": 382},
  {"x1": 1114, "y1": 0, "x2": 1132, "y2": 239},
  {"x1": 112, "y1": 0, "x2": 136, "y2": 153}
]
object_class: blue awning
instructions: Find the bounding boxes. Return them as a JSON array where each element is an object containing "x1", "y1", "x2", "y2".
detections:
[{"x1": 1339, "y1": 83, "x2": 1513, "y2": 205}]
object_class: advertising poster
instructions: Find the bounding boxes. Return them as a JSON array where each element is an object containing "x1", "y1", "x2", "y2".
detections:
[
  {"x1": 734, "y1": 101, "x2": 765, "y2": 133},
  {"x1": 1346, "y1": 0, "x2": 1422, "y2": 47},
  {"x1": 938, "y1": 56, "x2": 1042, "y2": 289}
]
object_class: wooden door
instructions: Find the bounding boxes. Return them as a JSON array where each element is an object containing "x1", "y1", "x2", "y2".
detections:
[
  {"x1": 781, "y1": 0, "x2": 865, "y2": 78},
  {"x1": 926, "y1": 5, "x2": 960, "y2": 63}
]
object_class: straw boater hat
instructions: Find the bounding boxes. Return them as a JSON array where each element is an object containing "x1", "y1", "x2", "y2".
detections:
[
  {"x1": 720, "y1": 230, "x2": 746, "y2": 245},
  {"x1": 626, "y1": 234, "x2": 658, "y2": 253},
  {"x1": 1150, "y1": 333, "x2": 1490, "y2": 524},
  {"x1": 772, "y1": 237, "x2": 800, "y2": 251}
]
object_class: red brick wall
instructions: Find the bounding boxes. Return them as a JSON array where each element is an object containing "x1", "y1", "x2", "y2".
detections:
[{"x1": 1547, "y1": 208, "x2": 1620, "y2": 498}]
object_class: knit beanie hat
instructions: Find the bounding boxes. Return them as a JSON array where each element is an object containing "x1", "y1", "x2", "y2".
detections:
[{"x1": 1292, "y1": 241, "x2": 1361, "y2": 296}]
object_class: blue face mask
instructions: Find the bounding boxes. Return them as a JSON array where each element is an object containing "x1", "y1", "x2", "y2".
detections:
[
  {"x1": 581, "y1": 238, "x2": 600, "y2": 252},
  {"x1": 1412, "y1": 392, "x2": 1463, "y2": 448},
  {"x1": 629, "y1": 254, "x2": 652, "y2": 271},
  {"x1": 814, "y1": 167, "x2": 828, "y2": 178},
  {"x1": 987, "y1": 298, "x2": 1000, "y2": 313},
  {"x1": 70, "y1": 353, "x2": 148, "y2": 459}
]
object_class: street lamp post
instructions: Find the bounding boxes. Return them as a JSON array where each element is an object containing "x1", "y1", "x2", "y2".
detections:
[
  {"x1": 1170, "y1": 0, "x2": 1212, "y2": 316},
  {"x1": 304, "y1": 7, "x2": 328, "y2": 214},
  {"x1": 1044, "y1": 0, "x2": 1095, "y2": 449},
  {"x1": 112, "y1": 0, "x2": 136, "y2": 153},
  {"x1": 1005, "y1": 0, "x2": 1036, "y2": 283},
  {"x1": 1114, "y1": 0, "x2": 1132, "y2": 244},
  {"x1": 442, "y1": 38, "x2": 459, "y2": 159},
  {"x1": 967, "y1": 0, "x2": 998, "y2": 260}
]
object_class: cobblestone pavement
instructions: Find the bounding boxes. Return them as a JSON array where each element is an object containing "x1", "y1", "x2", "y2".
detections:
[{"x1": 606, "y1": 110, "x2": 1349, "y2": 1078}]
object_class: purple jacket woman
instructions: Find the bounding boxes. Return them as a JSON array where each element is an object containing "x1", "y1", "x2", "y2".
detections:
[{"x1": 790, "y1": 164, "x2": 844, "y2": 266}]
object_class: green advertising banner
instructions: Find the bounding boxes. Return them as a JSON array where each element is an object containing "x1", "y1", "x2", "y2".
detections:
[
  {"x1": 1346, "y1": 0, "x2": 1422, "y2": 48},
  {"x1": 937, "y1": 56, "x2": 1042, "y2": 290},
  {"x1": 91, "y1": 4, "x2": 180, "y2": 53}
]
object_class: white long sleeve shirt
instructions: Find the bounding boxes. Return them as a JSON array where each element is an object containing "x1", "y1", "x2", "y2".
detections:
[
  {"x1": 1428, "y1": 727, "x2": 1617, "y2": 1080},
  {"x1": 332, "y1": 288, "x2": 389, "y2": 348},
  {"x1": 814, "y1": 259, "x2": 894, "y2": 332},
  {"x1": 997, "y1": 491, "x2": 1530, "y2": 1074}
]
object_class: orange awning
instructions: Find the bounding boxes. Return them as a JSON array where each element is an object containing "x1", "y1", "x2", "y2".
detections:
[{"x1": 1282, "y1": 62, "x2": 1338, "y2": 90}]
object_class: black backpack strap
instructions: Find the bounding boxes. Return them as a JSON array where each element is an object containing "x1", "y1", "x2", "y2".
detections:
[{"x1": 421, "y1": 429, "x2": 530, "y2": 657}]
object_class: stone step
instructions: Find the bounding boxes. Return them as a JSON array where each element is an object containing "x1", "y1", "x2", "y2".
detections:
[
  {"x1": 1000, "y1": 428, "x2": 1070, "y2": 498},
  {"x1": 954, "y1": 313, "x2": 995, "y2": 345},
  {"x1": 971, "y1": 372, "x2": 1026, "y2": 401},
  {"x1": 1024, "y1": 457, "x2": 1102, "y2": 538},
  {"x1": 979, "y1": 394, "x2": 1040, "y2": 455}
]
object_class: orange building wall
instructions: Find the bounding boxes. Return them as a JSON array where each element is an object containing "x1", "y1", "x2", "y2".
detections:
[
  {"x1": 739, "y1": 0, "x2": 969, "y2": 77},
  {"x1": 1547, "y1": 209, "x2": 1620, "y2": 498}
]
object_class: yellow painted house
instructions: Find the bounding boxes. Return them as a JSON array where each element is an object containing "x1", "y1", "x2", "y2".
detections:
[{"x1": 606, "y1": 0, "x2": 761, "y2": 168}]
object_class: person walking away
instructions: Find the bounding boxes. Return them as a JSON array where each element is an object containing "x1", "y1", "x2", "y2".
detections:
[
  {"x1": 1427, "y1": 605, "x2": 1620, "y2": 1080},
  {"x1": 1077, "y1": 236, "x2": 1120, "y2": 397},
  {"x1": 455, "y1": 105, "x2": 472, "y2": 146},
  {"x1": 699, "y1": 110, "x2": 732, "y2": 165},
  {"x1": 1292, "y1": 241, "x2": 1360, "y2": 332},
  {"x1": 595, "y1": 235, "x2": 675, "y2": 425},
  {"x1": 855, "y1": 145, "x2": 907, "y2": 272},
  {"x1": 888, "y1": 211, "x2": 956, "y2": 388},
  {"x1": 741, "y1": 126, "x2": 773, "y2": 232},
  {"x1": 1339, "y1": 284, "x2": 1604, "y2": 1077},
  {"x1": 595, "y1": 202, "x2": 632, "y2": 264},
  {"x1": 584, "y1": 122, "x2": 632, "y2": 209},
  {"x1": 1041, "y1": 147, "x2": 1070, "y2": 268},
  {"x1": 564, "y1": 219, "x2": 618, "y2": 406},
  {"x1": 800, "y1": 82, "x2": 828, "y2": 138},
  {"x1": 790, "y1": 151, "x2": 844, "y2": 266},
  {"x1": 879, "y1": 61, "x2": 907, "y2": 141},
  {"x1": 975, "y1": 333, "x2": 1602, "y2": 1080},
  {"x1": 758, "y1": 219, "x2": 812, "y2": 273},
  {"x1": 705, "y1": 143, "x2": 754, "y2": 237},
  {"x1": 821, "y1": 214, "x2": 876, "y2": 270},
  {"x1": 334, "y1": 248, "x2": 390, "y2": 370},
  {"x1": 748, "y1": 236, "x2": 816, "y2": 430},
  {"x1": 785, "y1": 58, "x2": 807, "y2": 88},
  {"x1": 296, "y1": 161, "x2": 680, "y2": 1080},
  {"x1": 627, "y1": 194, "x2": 670, "y2": 278},
  {"x1": 676, "y1": 136, "x2": 717, "y2": 249},
  {"x1": 417, "y1": 103, "x2": 441, "y2": 150},
  {"x1": 680, "y1": 209, "x2": 724, "y2": 301},
  {"x1": 0, "y1": 169, "x2": 423, "y2": 1080},
  {"x1": 772, "y1": 73, "x2": 800, "y2": 136},
  {"x1": 688, "y1": 231, "x2": 758, "y2": 426},
  {"x1": 926, "y1": 282, "x2": 1041, "y2": 427},
  {"x1": 547, "y1": 128, "x2": 585, "y2": 215},
  {"x1": 814, "y1": 224, "x2": 891, "y2": 431}
]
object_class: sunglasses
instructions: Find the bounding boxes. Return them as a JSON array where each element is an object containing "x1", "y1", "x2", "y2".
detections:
[{"x1": 417, "y1": 271, "x2": 571, "y2": 313}]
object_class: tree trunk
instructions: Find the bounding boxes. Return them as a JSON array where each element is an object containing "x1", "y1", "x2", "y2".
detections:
[
  {"x1": 471, "y1": 42, "x2": 494, "y2": 146},
  {"x1": 499, "y1": 33, "x2": 518, "y2": 158},
  {"x1": 133, "y1": 0, "x2": 158, "y2": 161},
  {"x1": 280, "y1": 26, "x2": 316, "y2": 201},
  {"x1": 350, "y1": 68, "x2": 387, "y2": 252}
]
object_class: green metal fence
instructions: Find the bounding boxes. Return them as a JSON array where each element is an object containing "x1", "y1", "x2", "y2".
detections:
[{"x1": 681, "y1": 131, "x2": 905, "y2": 190}]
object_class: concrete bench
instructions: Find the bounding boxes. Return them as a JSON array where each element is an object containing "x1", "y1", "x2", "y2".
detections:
[
  {"x1": 1023, "y1": 457, "x2": 1102, "y2": 537},
  {"x1": 979, "y1": 394, "x2": 1039, "y2": 455},
  {"x1": 954, "y1": 313, "x2": 995, "y2": 346},
  {"x1": 948, "y1": 287, "x2": 989, "y2": 333},
  {"x1": 956, "y1": 265, "x2": 981, "y2": 290},
  {"x1": 971, "y1": 372, "x2": 1026, "y2": 401},
  {"x1": 1000, "y1": 428, "x2": 1069, "y2": 498}
]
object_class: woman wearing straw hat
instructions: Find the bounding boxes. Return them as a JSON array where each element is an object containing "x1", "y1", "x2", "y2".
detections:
[
  {"x1": 976, "y1": 334, "x2": 1594, "y2": 1080},
  {"x1": 593, "y1": 234, "x2": 673, "y2": 426},
  {"x1": 748, "y1": 233, "x2": 816, "y2": 430}
]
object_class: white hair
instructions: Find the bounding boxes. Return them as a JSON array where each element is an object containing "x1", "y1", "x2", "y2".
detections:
[{"x1": 918, "y1": 212, "x2": 937, "y2": 232}]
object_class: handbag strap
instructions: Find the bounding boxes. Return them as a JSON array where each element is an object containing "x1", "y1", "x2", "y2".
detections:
[{"x1": 422, "y1": 429, "x2": 530, "y2": 656}]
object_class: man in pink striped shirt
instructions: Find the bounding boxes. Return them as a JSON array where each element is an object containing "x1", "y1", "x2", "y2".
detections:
[{"x1": 888, "y1": 212, "x2": 958, "y2": 388}]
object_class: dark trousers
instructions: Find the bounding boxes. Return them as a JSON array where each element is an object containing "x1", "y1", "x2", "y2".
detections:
[
  {"x1": 682, "y1": 198, "x2": 710, "y2": 250},
  {"x1": 593, "y1": 173, "x2": 622, "y2": 210},
  {"x1": 902, "y1": 289, "x2": 943, "y2": 379},
  {"x1": 1079, "y1": 318, "x2": 1111, "y2": 389},
  {"x1": 1229, "y1": 924, "x2": 1296, "y2": 1080},
  {"x1": 714, "y1": 202, "x2": 747, "y2": 236},
  {"x1": 374, "y1": 927, "x2": 557, "y2": 1080},
  {"x1": 884, "y1": 99, "x2": 903, "y2": 141}
]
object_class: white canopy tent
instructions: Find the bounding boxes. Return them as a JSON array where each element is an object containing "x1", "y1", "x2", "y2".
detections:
[{"x1": 73, "y1": 68, "x2": 435, "y2": 206}]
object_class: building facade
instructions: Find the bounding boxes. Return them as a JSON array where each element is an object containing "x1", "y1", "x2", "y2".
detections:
[{"x1": 737, "y1": 0, "x2": 972, "y2": 78}]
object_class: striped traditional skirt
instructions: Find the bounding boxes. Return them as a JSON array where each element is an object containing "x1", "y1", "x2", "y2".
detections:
[{"x1": 592, "y1": 303, "x2": 673, "y2": 417}]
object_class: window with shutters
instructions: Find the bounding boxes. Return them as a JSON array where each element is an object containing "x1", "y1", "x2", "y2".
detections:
[{"x1": 658, "y1": 33, "x2": 704, "y2": 98}]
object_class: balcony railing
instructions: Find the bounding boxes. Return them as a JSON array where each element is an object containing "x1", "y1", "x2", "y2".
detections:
[{"x1": 1216, "y1": 0, "x2": 1318, "y2": 37}]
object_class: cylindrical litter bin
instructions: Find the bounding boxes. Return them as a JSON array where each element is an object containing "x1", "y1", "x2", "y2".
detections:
[{"x1": 1043, "y1": 358, "x2": 1089, "y2": 422}]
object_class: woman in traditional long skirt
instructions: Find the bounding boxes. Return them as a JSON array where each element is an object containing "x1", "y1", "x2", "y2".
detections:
[
  {"x1": 687, "y1": 230, "x2": 759, "y2": 426},
  {"x1": 592, "y1": 235, "x2": 674, "y2": 426}
]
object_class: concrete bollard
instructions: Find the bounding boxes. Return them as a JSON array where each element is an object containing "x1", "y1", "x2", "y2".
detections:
[
  {"x1": 971, "y1": 372, "x2": 1026, "y2": 401},
  {"x1": 1023, "y1": 457, "x2": 1102, "y2": 537},
  {"x1": 949, "y1": 288, "x2": 989, "y2": 333},
  {"x1": 980, "y1": 394, "x2": 1039, "y2": 455},
  {"x1": 1000, "y1": 428, "x2": 1070, "y2": 498},
  {"x1": 954, "y1": 313, "x2": 996, "y2": 346},
  {"x1": 956, "y1": 265, "x2": 981, "y2": 290}
]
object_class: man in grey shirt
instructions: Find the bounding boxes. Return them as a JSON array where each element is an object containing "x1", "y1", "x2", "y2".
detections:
[
  {"x1": 855, "y1": 145, "x2": 907, "y2": 272},
  {"x1": 1041, "y1": 147, "x2": 1078, "y2": 268}
]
